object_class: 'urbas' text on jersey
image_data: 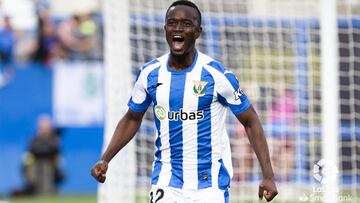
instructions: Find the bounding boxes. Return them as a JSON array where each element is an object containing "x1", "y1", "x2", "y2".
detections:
[{"x1": 155, "y1": 105, "x2": 204, "y2": 121}]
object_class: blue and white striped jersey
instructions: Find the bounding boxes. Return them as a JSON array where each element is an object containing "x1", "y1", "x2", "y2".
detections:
[{"x1": 128, "y1": 51, "x2": 251, "y2": 190}]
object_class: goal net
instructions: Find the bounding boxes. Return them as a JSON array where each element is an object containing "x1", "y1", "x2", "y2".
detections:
[{"x1": 101, "y1": 0, "x2": 360, "y2": 202}]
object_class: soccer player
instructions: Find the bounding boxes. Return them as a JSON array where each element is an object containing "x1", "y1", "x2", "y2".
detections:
[{"x1": 91, "y1": 1, "x2": 278, "y2": 202}]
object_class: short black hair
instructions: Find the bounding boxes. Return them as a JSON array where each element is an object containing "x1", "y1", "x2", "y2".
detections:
[{"x1": 165, "y1": 0, "x2": 202, "y2": 26}]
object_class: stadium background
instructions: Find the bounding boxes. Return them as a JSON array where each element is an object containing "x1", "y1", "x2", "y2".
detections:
[
  {"x1": 0, "y1": 0, "x2": 104, "y2": 200},
  {"x1": 0, "y1": 0, "x2": 359, "y2": 202}
]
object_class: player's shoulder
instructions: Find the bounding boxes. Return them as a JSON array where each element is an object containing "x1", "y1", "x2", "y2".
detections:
[
  {"x1": 133, "y1": 59, "x2": 158, "y2": 82},
  {"x1": 141, "y1": 53, "x2": 169, "y2": 70},
  {"x1": 137, "y1": 54, "x2": 166, "y2": 77},
  {"x1": 199, "y1": 52, "x2": 231, "y2": 76},
  {"x1": 140, "y1": 58, "x2": 161, "y2": 71}
]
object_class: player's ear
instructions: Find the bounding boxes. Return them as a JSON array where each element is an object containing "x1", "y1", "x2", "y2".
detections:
[
  {"x1": 163, "y1": 25, "x2": 167, "y2": 36},
  {"x1": 194, "y1": 26, "x2": 202, "y2": 39}
]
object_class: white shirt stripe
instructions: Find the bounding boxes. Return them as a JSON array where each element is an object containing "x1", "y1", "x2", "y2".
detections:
[
  {"x1": 181, "y1": 63, "x2": 202, "y2": 189},
  {"x1": 156, "y1": 63, "x2": 172, "y2": 186}
]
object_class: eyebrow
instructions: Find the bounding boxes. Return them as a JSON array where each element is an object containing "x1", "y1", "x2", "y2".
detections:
[
  {"x1": 166, "y1": 15, "x2": 197, "y2": 22},
  {"x1": 165, "y1": 7, "x2": 200, "y2": 25}
]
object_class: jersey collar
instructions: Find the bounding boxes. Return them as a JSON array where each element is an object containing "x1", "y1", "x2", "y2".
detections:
[{"x1": 166, "y1": 50, "x2": 198, "y2": 74}]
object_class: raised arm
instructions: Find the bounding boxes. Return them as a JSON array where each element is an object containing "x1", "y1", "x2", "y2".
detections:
[
  {"x1": 236, "y1": 105, "x2": 278, "y2": 202},
  {"x1": 91, "y1": 108, "x2": 145, "y2": 183}
]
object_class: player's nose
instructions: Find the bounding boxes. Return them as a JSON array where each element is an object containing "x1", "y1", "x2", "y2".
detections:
[{"x1": 174, "y1": 22, "x2": 184, "y2": 31}]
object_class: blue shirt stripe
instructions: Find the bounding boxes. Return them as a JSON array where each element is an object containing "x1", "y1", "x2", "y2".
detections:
[
  {"x1": 197, "y1": 68, "x2": 214, "y2": 189},
  {"x1": 168, "y1": 73, "x2": 185, "y2": 188},
  {"x1": 218, "y1": 159, "x2": 231, "y2": 190},
  {"x1": 224, "y1": 189, "x2": 229, "y2": 203},
  {"x1": 148, "y1": 67, "x2": 162, "y2": 185}
]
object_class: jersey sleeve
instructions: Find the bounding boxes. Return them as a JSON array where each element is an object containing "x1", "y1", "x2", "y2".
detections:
[
  {"x1": 127, "y1": 69, "x2": 152, "y2": 112},
  {"x1": 215, "y1": 66, "x2": 251, "y2": 116}
]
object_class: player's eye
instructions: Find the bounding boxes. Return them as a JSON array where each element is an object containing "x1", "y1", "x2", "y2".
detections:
[
  {"x1": 182, "y1": 21, "x2": 193, "y2": 27},
  {"x1": 167, "y1": 20, "x2": 177, "y2": 26}
]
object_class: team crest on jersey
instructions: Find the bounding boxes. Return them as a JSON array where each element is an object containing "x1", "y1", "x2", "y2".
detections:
[{"x1": 192, "y1": 80, "x2": 208, "y2": 97}]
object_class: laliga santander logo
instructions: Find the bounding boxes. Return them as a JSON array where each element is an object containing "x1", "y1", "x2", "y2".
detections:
[{"x1": 313, "y1": 159, "x2": 339, "y2": 185}]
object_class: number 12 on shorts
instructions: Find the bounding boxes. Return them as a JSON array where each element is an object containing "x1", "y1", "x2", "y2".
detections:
[{"x1": 150, "y1": 188, "x2": 164, "y2": 203}]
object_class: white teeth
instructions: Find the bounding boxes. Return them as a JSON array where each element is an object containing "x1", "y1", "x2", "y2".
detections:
[{"x1": 174, "y1": 35, "x2": 183, "y2": 38}]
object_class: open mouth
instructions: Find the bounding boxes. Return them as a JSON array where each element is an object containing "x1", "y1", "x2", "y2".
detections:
[
  {"x1": 172, "y1": 35, "x2": 185, "y2": 51},
  {"x1": 173, "y1": 35, "x2": 184, "y2": 42}
]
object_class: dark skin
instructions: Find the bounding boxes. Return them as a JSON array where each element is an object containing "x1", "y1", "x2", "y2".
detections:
[
  {"x1": 91, "y1": 4, "x2": 277, "y2": 202},
  {"x1": 165, "y1": 5, "x2": 202, "y2": 70},
  {"x1": 237, "y1": 106, "x2": 278, "y2": 202}
]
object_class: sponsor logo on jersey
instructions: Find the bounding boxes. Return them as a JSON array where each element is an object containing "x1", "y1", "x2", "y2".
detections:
[
  {"x1": 154, "y1": 105, "x2": 166, "y2": 120},
  {"x1": 192, "y1": 80, "x2": 208, "y2": 97},
  {"x1": 234, "y1": 88, "x2": 244, "y2": 100},
  {"x1": 154, "y1": 105, "x2": 204, "y2": 121}
]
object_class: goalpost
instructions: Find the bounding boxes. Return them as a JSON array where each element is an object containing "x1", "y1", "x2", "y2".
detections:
[
  {"x1": 99, "y1": 1, "x2": 135, "y2": 203},
  {"x1": 102, "y1": 0, "x2": 360, "y2": 202},
  {"x1": 320, "y1": 0, "x2": 339, "y2": 202}
]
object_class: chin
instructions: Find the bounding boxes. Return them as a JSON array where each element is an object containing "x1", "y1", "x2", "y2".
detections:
[
  {"x1": 171, "y1": 46, "x2": 194, "y2": 56},
  {"x1": 170, "y1": 49, "x2": 186, "y2": 56}
]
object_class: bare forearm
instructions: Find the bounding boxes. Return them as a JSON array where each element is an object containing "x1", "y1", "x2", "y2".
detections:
[
  {"x1": 101, "y1": 110, "x2": 144, "y2": 163},
  {"x1": 245, "y1": 124, "x2": 274, "y2": 179},
  {"x1": 237, "y1": 106, "x2": 274, "y2": 179},
  {"x1": 237, "y1": 106, "x2": 278, "y2": 201}
]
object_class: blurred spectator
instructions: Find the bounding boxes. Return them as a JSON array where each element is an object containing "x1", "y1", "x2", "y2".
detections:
[
  {"x1": 58, "y1": 14, "x2": 100, "y2": 61},
  {"x1": 31, "y1": 14, "x2": 66, "y2": 65},
  {"x1": 13, "y1": 114, "x2": 64, "y2": 196},
  {"x1": 0, "y1": 16, "x2": 15, "y2": 86},
  {"x1": 35, "y1": 0, "x2": 51, "y2": 17},
  {"x1": 270, "y1": 87, "x2": 296, "y2": 182}
]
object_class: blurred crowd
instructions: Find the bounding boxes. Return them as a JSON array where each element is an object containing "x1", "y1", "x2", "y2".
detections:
[
  {"x1": 32, "y1": 11, "x2": 103, "y2": 64},
  {"x1": 0, "y1": 0, "x2": 103, "y2": 196},
  {"x1": 0, "y1": 1, "x2": 103, "y2": 87}
]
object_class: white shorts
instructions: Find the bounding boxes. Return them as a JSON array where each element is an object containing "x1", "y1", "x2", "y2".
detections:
[{"x1": 149, "y1": 185, "x2": 229, "y2": 203}]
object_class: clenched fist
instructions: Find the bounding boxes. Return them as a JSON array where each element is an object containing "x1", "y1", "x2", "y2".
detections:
[
  {"x1": 258, "y1": 178, "x2": 278, "y2": 202},
  {"x1": 91, "y1": 160, "x2": 108, "y2": 183}
]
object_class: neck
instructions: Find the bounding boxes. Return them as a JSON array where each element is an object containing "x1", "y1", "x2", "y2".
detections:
[{"x1": 168, "y1": 49, "x2": 196, "y2": 70}]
